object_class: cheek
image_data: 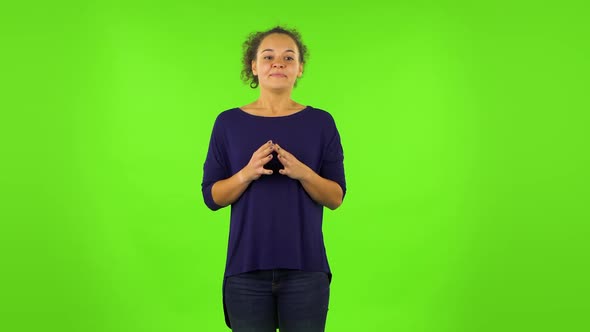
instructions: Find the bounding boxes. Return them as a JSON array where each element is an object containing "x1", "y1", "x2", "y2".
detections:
[{"x1": 256, "y1": 62, "x2": 270, "y2": 72}]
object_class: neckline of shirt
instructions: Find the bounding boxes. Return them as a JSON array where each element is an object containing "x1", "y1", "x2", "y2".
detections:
[{"x1": 236, "y1": 106, "x2": 311, "y2": 119}]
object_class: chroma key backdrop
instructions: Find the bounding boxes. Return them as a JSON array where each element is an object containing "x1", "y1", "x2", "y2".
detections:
[{"x1": 1, "y1": 1, "x2": 588, "y2": 332}]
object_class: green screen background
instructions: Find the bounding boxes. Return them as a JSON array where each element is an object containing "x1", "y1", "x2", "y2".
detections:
[{"x1": 1, "y1": 1, "x2": 588, "y2": 331}]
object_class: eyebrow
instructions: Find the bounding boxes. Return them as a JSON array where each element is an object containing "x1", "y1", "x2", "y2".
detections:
[{"x1": 260, "y1": 49, "x2": 296, "y2": 53}]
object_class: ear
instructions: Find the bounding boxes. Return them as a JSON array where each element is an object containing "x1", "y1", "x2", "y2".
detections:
[
  {"x1": 251, "y1": 60, "x2": 257, "y2": 76},
  {"x1": 297, "y1": 62, "x2": 304, "y2": 77}
]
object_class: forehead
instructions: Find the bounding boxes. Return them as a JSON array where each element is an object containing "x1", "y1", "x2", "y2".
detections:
[{"x1": 258, "y1": 33, "x2": 298, "y2": 53}]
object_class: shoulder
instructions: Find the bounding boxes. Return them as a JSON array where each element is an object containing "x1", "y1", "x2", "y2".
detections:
[
  {"x1": 305, "y1": 106, "x2": 336, "y2": 121},
  {"x1": 208, "y1": 109, "x2": 244, "y2": 138},
  {"x1": 215, "y1": 108, "x2": 242, "y2": 121},
  {"x1": 211, "y1": 108, "x2": 244, "y2": 126},
  {"x1": 304, "y1": 106, "x2": 339, "y2": 129}
]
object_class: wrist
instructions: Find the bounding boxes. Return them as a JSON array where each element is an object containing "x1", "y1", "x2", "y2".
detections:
[
  {"x1": 298, "y1": 167, "x2": 315, "y2": 182},
  {"x1": 237, "y1": 169, "x2": 249, "y2": 184}
]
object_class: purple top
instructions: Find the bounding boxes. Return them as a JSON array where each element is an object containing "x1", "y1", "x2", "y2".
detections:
[{"x1": 202, "y1": 106, "x2": 346, "y2": 278}]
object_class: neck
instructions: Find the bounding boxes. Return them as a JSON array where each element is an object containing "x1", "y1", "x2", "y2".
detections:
[{"x1": 255, "y1": 89, "x2": 297, "y2": 114}]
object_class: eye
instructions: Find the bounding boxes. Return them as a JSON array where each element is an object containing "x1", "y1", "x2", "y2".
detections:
[
  {"x1": 263, "y1": 55, "x2": 273, "y2": 60},
  {"x1": 285, "y1": 56, "x2": 294, "y2": 61}
]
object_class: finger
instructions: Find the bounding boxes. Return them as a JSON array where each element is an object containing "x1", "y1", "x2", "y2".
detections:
[
  {"x1": 278, "y1": 153, "x2": 290, "y2": 164},
  {"x1": 257, "y1": 167, "x2": 272, "y2": 176},
  {"x1": 257, "y1": 146, "x2": 274, "y2": 160},
  {"x1": 253, "y1": 146, "x2": 274, "y2": 162},
  {"x1": 278, "y1": 169, "x2": 286, "y2": 175},
  {"x1": 275, "y1": 144, "x2": 291, "y2": 159},
  {"x1": 259, "y1": 153, "x2": 274, "y2": 166},
  {"x1": 254, "y1": 140, "x2": 274, "y2": 156}
]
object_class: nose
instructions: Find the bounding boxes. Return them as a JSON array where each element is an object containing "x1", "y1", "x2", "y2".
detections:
[{"x1": 272, "y1": 61, "x2": 285, "y2": 68}]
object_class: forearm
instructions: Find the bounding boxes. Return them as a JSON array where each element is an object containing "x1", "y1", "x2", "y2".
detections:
[
  {"x1": 209, "y1": 140, "x2": 278, "y2": 208},
  {"x1": 211, "y1": 170, "x2": 251, "y2": 207},
  {"x1": 299, "y1": 170, "x2": 343, "y2": 210}
]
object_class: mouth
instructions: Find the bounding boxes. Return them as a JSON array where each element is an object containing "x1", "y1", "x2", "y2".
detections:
[{"x1": 270, "y1": 74, "x2": 287, "y2": 78}]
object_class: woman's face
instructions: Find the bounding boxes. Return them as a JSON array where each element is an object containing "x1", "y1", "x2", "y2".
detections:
[{"x1": 252, "y1": 33, "x2": 303, "y2": 91}]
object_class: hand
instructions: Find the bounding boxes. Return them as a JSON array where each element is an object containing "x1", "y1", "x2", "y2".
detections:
[
  {"x1": 275, "y1": 144, "x2": 312, "y2": 180},
  {"x1": 239, "y1": 140, "x2": 275, "y2": 182}
]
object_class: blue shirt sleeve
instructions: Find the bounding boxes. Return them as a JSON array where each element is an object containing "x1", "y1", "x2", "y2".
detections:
[
  {"x1": 320, "y1": 114, "x2": 347, "y2": 200},
  {"x1": 202, "y1": 115, "x2": 229, "y2": 211}
]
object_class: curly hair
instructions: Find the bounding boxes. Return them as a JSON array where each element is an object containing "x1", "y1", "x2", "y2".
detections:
[{"x1": 241, "y1": 26, "x2": 308, "y2": 89}]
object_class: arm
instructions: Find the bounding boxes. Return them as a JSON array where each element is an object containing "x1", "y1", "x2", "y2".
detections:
[
  {"x1": 275, "y1": 144, "x2": 344, "y2": 210},
  {"x1": 210, "y1": 171, "x2": 251, "y2": 208},
  {"x1": 211, "y1": 141, "x2": 276, "y2": 207},
  {"x1": 299, "y1": 170, "x2": 343, "y2": 210}
]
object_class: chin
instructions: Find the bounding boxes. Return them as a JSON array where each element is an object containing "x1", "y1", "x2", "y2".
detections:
[{"x1": 262, "y1": 83, "x2": 294, "y2": 91}]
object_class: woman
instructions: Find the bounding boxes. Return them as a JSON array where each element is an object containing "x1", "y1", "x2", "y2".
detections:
[{"x1": 202, "y1": 26, "x2": 346, "y2": 332}]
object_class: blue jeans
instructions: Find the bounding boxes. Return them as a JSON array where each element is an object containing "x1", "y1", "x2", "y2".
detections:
[{"x1": 224, "y1": 269, "x2": 330, "y2": 332}]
